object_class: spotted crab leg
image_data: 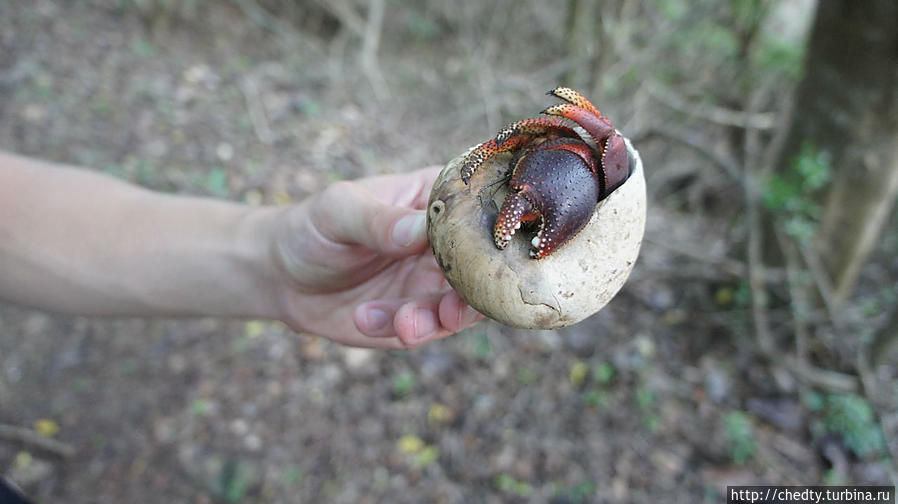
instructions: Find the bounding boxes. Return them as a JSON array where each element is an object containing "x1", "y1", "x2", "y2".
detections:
[
  {"x1": 546, "y1": 86, "x2": 601, "y2": 116},
  {"x1": 460, "y1": 117, "x2": 581, "y2": 184},
  {"x1": 541, "y1": 102, "x2": 630, "y2": 196}
]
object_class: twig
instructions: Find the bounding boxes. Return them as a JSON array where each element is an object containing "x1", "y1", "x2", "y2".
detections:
[
  {"x1": 758, "y1": 82, "x2": 796, "y2": 177},
  {"x1": 230, "y1": 0, "x2": 325, "y2": 56},
  {"x1": 747, "y1": 202, "x2": 774, "y2": 354},
  {"x1": 856, "y1": 325, "x2": 898, "y2": 483},
  {"x1": 869, "y1": 307, "x2": 898, "y2": 367},
  {"x1": 644, "y1": 236, "x2": 778, "y2": 280},
  {"x1": 630, "y1": 127, "x2": 743, "y2": 184},
  {"x1": 739, "y1": 86, "x2": 860, "y2": 396},
  {"x1": 360, "y1": 0, "x2": 389, "y2": 101},
  {"x1": 312, "y1": 0, "x2": 366, "y2": 37},
  {"x1": 240, "y1": 78, "x2": 274, "y2": 145},
  {"x1": 784, "y1": 357, "x2": 859, "y2": 392},
  {"x1": 776, "y1": 228, "x2": 810, "y2": 372},
  {"x1": 745, "y1": 175, "x2": 773, "y2": 354},
  {"x1": 647, "y1": 81, "x2": 776, "y2": 130},
  {"x1": 796, "y1": 242, "x2": 844, "y2": 330},
  {"x1": 0, "y1": 424, "x2": 76, "y2": 458}
]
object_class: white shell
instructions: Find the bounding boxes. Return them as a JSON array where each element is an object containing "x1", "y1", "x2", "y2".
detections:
[{"x1": 426, "y1": 139, "x2": 646, "y2": 329}]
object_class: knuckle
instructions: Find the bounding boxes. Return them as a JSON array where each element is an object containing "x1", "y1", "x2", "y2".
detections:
[{"x1": 326, "y1": 180, "x2": 357, "y2": 199}]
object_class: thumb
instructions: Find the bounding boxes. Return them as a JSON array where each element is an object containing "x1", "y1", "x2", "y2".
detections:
[{"x1": 312, "y1": 181, "x2": 428, "y2": 256}]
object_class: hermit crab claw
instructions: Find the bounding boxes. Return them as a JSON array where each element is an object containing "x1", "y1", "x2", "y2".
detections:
[
  {"x1": 460, "y1": 86, "x2": 630, "y2": 259},
  {"x1": 495, "y1": 148, "x2": 600, "y2": 259}
]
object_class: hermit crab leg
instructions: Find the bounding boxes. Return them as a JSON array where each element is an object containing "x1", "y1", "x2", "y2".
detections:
[
  {"x1": 460, "y1": 135, "x2": 526, "y2": 185},
  {"x1": 546, "y1": 86, "x2": 601, "y2": 116},
  {"x1": 493, "y1": 117, "x2": 580, "y2": 146},
  {"x1": 600, "y1": 134, "x2": 630, "y2": 194},
  {"x1": 541, "y1": 103, "x2": 630, "y2": 196},
  {"x1": 541, "y1": 103, "x2": 616, "y2": 145},
  {"x1": 460, "y1": 117, "x2": 581, "y2": 184}
]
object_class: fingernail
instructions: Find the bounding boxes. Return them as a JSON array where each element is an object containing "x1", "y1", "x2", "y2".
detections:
[
  {"x1": 366, "y1": 308, "x2": 391, "y2": 331},
  {"x1": 461, "y1": 305, "x2": 481, "y2": 326},
  {"x1": 392, "y1": 213, "x2": 426, "y2": 247},
  {"x1": 413, "y1": 308, "x2": 438, "y2": 341}
]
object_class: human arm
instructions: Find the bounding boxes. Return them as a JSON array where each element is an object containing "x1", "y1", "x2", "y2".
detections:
[{"x1": 0, "y1": 150, "x2": 481, "y2": 348}]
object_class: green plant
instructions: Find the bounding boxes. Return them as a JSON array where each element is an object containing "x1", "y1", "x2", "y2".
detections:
[
  {"x1": 636, "y1": 385, "x2": 660, "y2": 432},
  {"x1": 583, "y1": 389, "x2": 608, "y2": 409},
  {"x1": 469, "y1": 332, "x2": 493, "y2": 360},
  {"x1": 554, "y1": 478, "x2": 598, "y2": 503},
  {"x1": 217, "y1": 458, "x2": 252, "y2": 503},
  {"x1": 403, "y1": 10, "x2": 440, "y2": 41},
  {"x1": 398, "y1": 434, "x2": 441, "y2": 468},
  {"x1": 201, "y1": 167, "x2": 230, "y2": 197},
  {"x1": 131, "y1": 38, "x2": 157, "y2": 58},
  {"x1": 414, "y1": 445, "x2": 440, "y2": 468},
  {"x1": 517, "y1": 367, "x2": 538, "y2": 385},
  {"x1": 821, "y1": 394, "x2": 887, "y2": 458},
  {"x1": 281, "y1": 465, "x2": 302, "y2": 487},
  {"x1": 636, "y1": 386, "x2": 655, "y2": 410},
  {"x1": 753, "y1": 37, "x2": 803, "y2": 80},
  {"x1": 592, "y1": 362, "x2": 615, "y2": 385},
  {"x1": 763, "y1": 141, "x2": 832, "y2": 243},
  {"x1": 723, "y1": 411, "x2": 757, "y2": 464},
  {"x1": 392, "y1": 372, "x2": 417, "y2": 398},
  {"x1": 495, "y1": 473, "x2": 533, "y2": 498},
  {"x1": 191, "y1": 398, "x2": 213, "y2": 416}
]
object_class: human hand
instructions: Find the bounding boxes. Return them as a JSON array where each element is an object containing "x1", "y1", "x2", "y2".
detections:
[{"x1": 267, "y1": 167, "x2": 484, "y2": 348}]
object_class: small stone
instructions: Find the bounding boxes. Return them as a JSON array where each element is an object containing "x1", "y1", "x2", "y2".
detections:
[
  {"x1": 21, "y1": 104, "x2": 46, "y2": 122},
  {"x1": 244, "y1": 433, "x2": 262, "y2": 452},
  {"x1": 746, "y1": 397, "x2": 804, "y2": 432},
  {"x1": 420, "y1": 352, "x2": 454, "y2": 379},
  {"x1": 216, "y1": 142, "x2": 234, "y2": 162},
  {"x1": 9, "y1": 452, "x2": 53, "y2": 486},
  {"x1": 301, "y1": 337, "x2": 326, "y2": 361},
  {"x1": 342, "y1": 347, "x2": 375, "y2": 371},
  {"x1": 266, "y1": 380, "x2": 283, "y2": 397},
  {"x1": 154, "y1": 417, "x2": 176, "y2": 443},
  {"x1": 146, "y1": 139, "x2": 168, "y2": 157},
  {"x1": 244, "y1": 189, "x2": 263, "y2": 205},
  {"x1": 168, "y1": 353, "x2": 187, "y2": 373},
  {"x1": 230, "y1": 418, "x2": 249, "y2": 436},
  {"x1": 702, "y1": 359, "x2": 730, "y2": 403}
]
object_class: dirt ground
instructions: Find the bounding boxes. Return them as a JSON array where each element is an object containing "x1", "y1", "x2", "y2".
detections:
[{"x1": 1, "y1": 1, "x2": 895, "y2": 503}]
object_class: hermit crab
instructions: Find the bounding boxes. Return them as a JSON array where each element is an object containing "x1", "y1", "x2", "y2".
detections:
[
  {"x1": 427, "y1": 87, "x2": 646, "y2": 329},
  {"x1": 460, "y1": 87, "x2": 630, "y2": 258}
]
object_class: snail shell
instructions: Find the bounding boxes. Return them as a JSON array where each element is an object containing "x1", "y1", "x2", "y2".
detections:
[{"x1": 426, "y1": 138, "x2": 646, "y2": 329}]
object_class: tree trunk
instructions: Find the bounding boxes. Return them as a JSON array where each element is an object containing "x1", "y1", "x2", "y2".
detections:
[{"x1": 775, "y1": 0, "x2": 898, "y2": 308}]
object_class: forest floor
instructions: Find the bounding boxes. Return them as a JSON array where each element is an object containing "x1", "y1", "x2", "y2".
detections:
[{"x1": 0, "y1": 2, "x2": 895, "y2": 503}]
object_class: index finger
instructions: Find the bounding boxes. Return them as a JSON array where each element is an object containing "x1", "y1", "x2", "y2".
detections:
[{"x1": 354, "y1": 166, "x2": 442, "y2": 209}]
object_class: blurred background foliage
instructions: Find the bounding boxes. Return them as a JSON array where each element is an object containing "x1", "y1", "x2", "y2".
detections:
[{"x1": 0, "y1": 0, "x2": 896, "y2": 502}]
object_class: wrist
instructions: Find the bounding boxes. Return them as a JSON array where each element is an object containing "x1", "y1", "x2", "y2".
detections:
[{"x1": 232, "y1": 204, "x2": 290, "y2": 321}]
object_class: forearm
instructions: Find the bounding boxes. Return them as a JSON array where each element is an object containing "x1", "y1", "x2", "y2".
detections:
[{"x1": 0, "y1": 151, "x2": 282, "y2": 319}]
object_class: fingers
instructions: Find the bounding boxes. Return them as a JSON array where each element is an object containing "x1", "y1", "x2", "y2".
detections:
[
  {"x1": 355, "y1": 166, "x2": 442, "y2": 209},
  {"x1": 309, "y1": 167, "x2": 445, "y2": 256},
  {"x1": 353, "y1": 291, "x2": 483, "y2": 347},
  {"x1": 311, "y1": 181, "x2": 428, "y2": 257}
]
